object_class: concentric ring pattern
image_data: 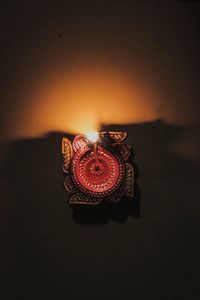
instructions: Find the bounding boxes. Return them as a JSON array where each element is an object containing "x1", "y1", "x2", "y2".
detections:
[{"x1": 71, "y1": 145, "x2": 124, "y2": 197}]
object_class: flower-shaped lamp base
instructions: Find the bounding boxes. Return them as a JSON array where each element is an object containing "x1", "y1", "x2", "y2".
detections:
[{"x1": 62, "y1": 131, "x2": 134, "y2": 205}]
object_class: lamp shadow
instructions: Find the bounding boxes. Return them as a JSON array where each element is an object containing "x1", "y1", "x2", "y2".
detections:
[{"x1": 71, "y1": 178, "x2": 140, "y2": 224}]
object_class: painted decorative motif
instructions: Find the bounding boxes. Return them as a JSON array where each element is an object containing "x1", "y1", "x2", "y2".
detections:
[{"x1": 62, "y1": 131, "x2": 134, "y2": 205}]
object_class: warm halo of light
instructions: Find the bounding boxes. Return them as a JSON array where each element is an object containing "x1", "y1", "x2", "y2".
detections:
[
  {"x1": 2, "y1": 64, "x2": 160, "y2": 140},
  {"x1": 85, "y1": 130, "x2": 99, "y2": 143}
]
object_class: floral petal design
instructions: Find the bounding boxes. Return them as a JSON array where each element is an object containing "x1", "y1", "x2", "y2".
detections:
[
  {"x1": 108, "y1": 132, "x2": 128, "y2": 143},
  {"x1": 62, "y1": 138, "x2": 73, "y2": 173},
  {"x1": 69, "y1": 193, "x2": 102, "y2": 205},
  {"x1": 118, "y1": 144, "x2": 132, "y2": 161},
  {"x1": 73, "y1": 134, "x2": 88, "y2": 152},
  {"x1": 124, "y1": 163, "x2": 134, "y2": 198},
  {"x1": 64, "y1": 175, "x2": 78, "y2": 193}
]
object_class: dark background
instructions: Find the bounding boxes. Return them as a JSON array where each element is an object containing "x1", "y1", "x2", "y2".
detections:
[{"x1": 0, "y1": 1, "x2": 200, "y2": 299}]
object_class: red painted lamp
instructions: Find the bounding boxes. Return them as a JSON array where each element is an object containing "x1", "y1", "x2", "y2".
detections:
[{"x1": 62, "y1": 131, "x2": 134, "y2": 205}]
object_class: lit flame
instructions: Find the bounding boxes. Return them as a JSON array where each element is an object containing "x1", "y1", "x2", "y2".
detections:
[{"x1": 86, "y1": 130, "x2": 99, "y2": 143}]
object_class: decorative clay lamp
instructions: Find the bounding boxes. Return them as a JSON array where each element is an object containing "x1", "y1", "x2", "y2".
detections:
[{"x1": 62, "y1": 131, "x2": 134, "y2": 205}]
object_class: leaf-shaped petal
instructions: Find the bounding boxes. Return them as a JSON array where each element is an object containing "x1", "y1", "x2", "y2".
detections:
[
  {"x1": 69, "y1": 193, "x2": 102, "y2": 205},
  {"x1": 124, "y1": 163, "x2": 134, "y2": 198},
  {"x1": 108, "y1": 131, "x2": 128, "y2": 143},
  {"x1": 62, "y1": 137, "x2": 73, "y2": 173},
  {"x1": 64, "y1": 175, "x2": 78, "y2": 193},
  {"x1": 118, "y1": 144, "x2": 132, "y2": 161},
  {"x1": 73, "y1": 134, "x2": 88, "y2": 152}
]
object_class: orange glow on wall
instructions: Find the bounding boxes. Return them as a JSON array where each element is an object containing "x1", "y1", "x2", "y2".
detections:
[{"x1": 5, "y1": 65, "x2": 158, "y2": 140}]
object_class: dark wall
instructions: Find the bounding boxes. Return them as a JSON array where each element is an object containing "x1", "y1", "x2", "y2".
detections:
[
  {"x1": 0, "y1": 1, "x2": 200, "y2": 299},
  {"x1": 1, "y1": 121, "x2": 200, "y2": 299}
]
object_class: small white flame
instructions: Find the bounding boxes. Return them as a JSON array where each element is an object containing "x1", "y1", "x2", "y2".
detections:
[{"x1": 86, "y1": 130, "x2": 99, "y2": 143}]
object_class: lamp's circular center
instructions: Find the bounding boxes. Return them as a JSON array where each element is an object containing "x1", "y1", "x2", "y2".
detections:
[{"x1": 71, "y1": 145, "x2": 124, "y2": 197}]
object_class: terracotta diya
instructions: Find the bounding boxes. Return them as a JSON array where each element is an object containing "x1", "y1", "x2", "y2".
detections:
[{"x1": 62, "y1": 131, "x2": 134, "y2": 205}]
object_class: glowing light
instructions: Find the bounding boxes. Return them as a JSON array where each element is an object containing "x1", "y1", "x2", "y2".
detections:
[
  {"x1": 86, "y1": 130, "x2": 99, "y2": 143},
  {"x1": 4, "y1": 64, "x2": 159, "y2": 140}
]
